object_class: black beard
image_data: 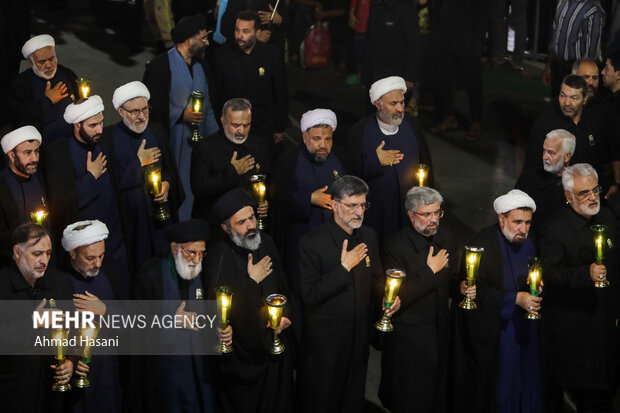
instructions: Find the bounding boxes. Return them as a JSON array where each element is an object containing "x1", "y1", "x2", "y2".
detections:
[
  {"x1": 79, "y1": 126, "x2": 100, "y2": 146},
  {"x1": 14, "y1": 155, "x2": 37, "y2": 175}
]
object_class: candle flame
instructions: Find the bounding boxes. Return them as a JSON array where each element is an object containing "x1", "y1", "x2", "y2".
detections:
[
  {"x1": 468, "y1": 254, "x2": 476, "y2": 264},
  {"x1": 270, "y1": 307, "x2": 277, "y2": 316},
  {"x1": 389, "y1": 279, "x2": 397, "y2": 287},
  {"x1": 221, "y1": 296, "x2": 228, "y2": 307}
]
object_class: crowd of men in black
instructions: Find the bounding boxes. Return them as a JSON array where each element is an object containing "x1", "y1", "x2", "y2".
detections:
[{"x1": 3, "y1": 1, "x2": 620, "y2": 413}]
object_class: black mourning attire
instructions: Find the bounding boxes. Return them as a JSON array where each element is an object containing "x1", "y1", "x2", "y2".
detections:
[
  {"x1": 9, "y1": 65, "x2": 78, "y2": 146},
  {"x1": 379, "y1": 225, "x2": 457, "y2": 413},
  {"x1": 0, "y1": 262, "x2": 74, "y2": 413},
  {"x1": 297, "y1": 218, "x2": 382, "y2": 412},
  {"x1": 539, "y1": 206, "x2": 619, "y2": 412},
  {"x1": 203, "y1": 233, "x2": 294, "y2": 412}
]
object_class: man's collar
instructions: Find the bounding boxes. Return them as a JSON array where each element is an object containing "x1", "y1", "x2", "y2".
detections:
[{"x1": 376, "y1": 116, "x2": 398, "y2": 135}]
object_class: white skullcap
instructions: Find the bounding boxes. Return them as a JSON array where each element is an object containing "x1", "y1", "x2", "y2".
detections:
[
  {"x1": 369, "y1": 76, "x2": 407, "y2": 103},
  {"x1": 61, "y1": 220, "x2": 109, "y2": 251},
  {"x1": 22, "y1": 34, "x2": 55, "y2": 59},
  {"x1": 493, "y1": 189, "x2": 537, "y2": 214},
  {"x1": 63, "y1": 95, "x2": 104, "y2": 124},
  {"x1": 300, "y1": 109, "x2": 337, "y2": 132},
  {"x1": 112, "y1": 81, "x2": 151, "y2": 110},
  {"x1": 1, "y1": 126, "x2": 42, "y2": 153}
]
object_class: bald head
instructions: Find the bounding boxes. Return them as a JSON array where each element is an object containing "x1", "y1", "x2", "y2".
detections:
[{"x1": 573, "y1": 58, "x2": 600, "y2": 97}]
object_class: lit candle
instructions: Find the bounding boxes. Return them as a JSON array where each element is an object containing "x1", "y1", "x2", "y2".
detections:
[
  {"x1": 221, "y1": 296, "x2": 229, "y2": 327},
  {"x1": 54, "y1": 329, "x2": 63, "y2": 357},
  {"x1": 387, "y1": 279, "x2": 396, "y2": 303},
  {"x1": 30, "y1": 209, "x2": 48, "y2": 226},
  {"x1": 270, "y1": 306, "x2": 278, "y2": 328},
  {"x1": 529, "y1": 270, "x2": 539, "y2": 296},
  {"x1": 596, "y1": 236, "x2": 604, "y2": 261},
  {"x1": 417, "y1": 164, "x2": 429, "y2": 187},
  {"x1": 466, "y1": 253, "x2": 476, "y2": 281},
  {"x1": 418, "y1": 169, "x2": 425, "y2": 187},
  {"x1": 76, "y1": 78, "x2": 91, "y2": 99}
]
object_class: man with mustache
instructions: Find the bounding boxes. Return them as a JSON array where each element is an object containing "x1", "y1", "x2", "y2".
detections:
[
  {"x1": 540, "y1": 163, "x2": 619, "y2": 412},
  {"x1": 0, "y1": 223, "x2": 74, "y2": 413},
  {"x1": 0, "y1": 125, "x2": 47, "y2": 267},
  {"x1": 134, "y1": 219, "x2": 231, "y2": 413},
  {"x1": 143, "y1": 14, "x2": 219, "y2": 221},
  {"x1": 516, "y1": 129, "x2": 575, "y2": 238},
  {"x1": 60, "y1": 220, "x2": 125, "y2": 413},
  {"x1": 524, "y1": 75, "x2": 618, "y2": 192},
  {"x1": 205, "y1": 188, "x2": 292, "y2": 413},
  {"x1": 379, "y1": 186, "x2": 456, "y2": 413},
  {"x1": 9, "y1": 34, "x2": 79, "y2": 146},
  {"x1": 40, "y1": 96, "x2": 131, "y2": 296},
  {"x1": 297, "y1": 175, "x2": 395, "y2": 412},
  {"x1": 103, "y1": 81, "x2": 184, "y2": 271},
  {"x1": 191, "y1": 98, "x2": 270, "y2": 243},
  {"x1": 347, "y1": 76, "x2": 433, "y2": 243},
  {"x1": 212, "y1": 10, "x2": 288, "y2": 159},
  {"x1": 271, "y1": 108, "x2": 345, "y2": 338},
  {"x1": 452, "y1": 189, "x2": 542, "y2": 413}
]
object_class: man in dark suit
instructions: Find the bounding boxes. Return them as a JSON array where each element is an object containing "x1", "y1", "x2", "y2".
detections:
[
  {"x1": 540, "y1": 163, "x2": 619, "y2": 413},
  {"x1": 379, "y1": 186, "x2": 456, "y2": 413},
  {"x1": 297, "y1": 175, "x2": 399, "y2": 412},
  {"x1": 451, "y1": 189, "x2": 542, "y2": 413}
]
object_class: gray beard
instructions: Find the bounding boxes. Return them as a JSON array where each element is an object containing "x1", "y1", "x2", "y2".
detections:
[
  {"x1": 174, "y1": 249, "x2": 202, "y2": 280},
  {"x1": 230, "y1": 229, "x2": 262, "y2": 251}
]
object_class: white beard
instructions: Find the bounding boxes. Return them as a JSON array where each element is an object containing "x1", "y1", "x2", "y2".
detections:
[{"x1": 174, "y1": 249, "x2": 202, "y2": 280}]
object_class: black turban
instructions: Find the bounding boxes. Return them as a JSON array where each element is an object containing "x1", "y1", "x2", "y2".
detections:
[
  {"x1": 171, "y1": 14, "x2": 207, "y2": 44},
  {"x1": 212, "y1": 188, "x2": 257, "y2": 223},
  {"x1": 164, "y1": 219, "x2": 210, "y2": 243}
]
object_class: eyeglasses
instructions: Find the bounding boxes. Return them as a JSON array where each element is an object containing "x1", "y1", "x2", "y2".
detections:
[
  {"x1": 194, "y1": 35, "x2": 209, "y2": 44},
  {"x1": 572, "y1": 185, "x2": 602, "y2": 200},
  {"x1": 122, "y1": 105, "x2": 150, "y2": 118},
  {"x1": 413, "y1": 209, "x2": 444, "y2": 219},
  {"x1": 181, "y1": 246, "x2": 205, "y2": 259},
  {"x1": 335, "y1": 200, "x2": 370, "y2": 211}
]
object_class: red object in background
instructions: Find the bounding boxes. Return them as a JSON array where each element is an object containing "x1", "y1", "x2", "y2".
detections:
[{"x1": 300, "y1": 23, "x2": 332, "y2": 69}]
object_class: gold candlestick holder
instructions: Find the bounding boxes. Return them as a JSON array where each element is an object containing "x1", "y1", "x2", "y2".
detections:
[
  {"x1": 249, "y1": 174, "x2": 267, "y2": 230},
  {"x1": 416, "y1": 164, "x2": 430, "y2": 187},
  {"x1": 526, "y1": 257, "x2": 542, "y2": 320},
  {"x1": 72, "y1": 324, "x2": 100, "y2": 388},
  {"x1": 51, "y1": 327, "x2": 71, "y2": 392},
  {"x1": 190, "y1": 90, "x2": 205, "y2": 142},
  {"x1": 459, "y1": 246, "x2": 484, "y2": 310},
  {"x1": 591, "y1": 224, "x2": 611, "y2": 288},
  {"x1": 215, "y1": 286, "x2": 233, "y2": 354},
  {"x1": 144, "y1": 164, "x2": 171, "y2": 221},
  {"x1": 266, "y1": 294, "x2": 287, "y2": 355},
  {"x1": 76, "y1": 77, "x2": 91, "y2": 99},
  {"x1": 376, "y1": 269, "x2": 407, "y2": 332}
]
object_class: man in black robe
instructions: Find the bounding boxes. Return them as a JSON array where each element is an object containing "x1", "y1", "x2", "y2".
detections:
[
  {"x1": 212, "y1": 10, "x2": 289, "y2": 155},
  {"x1": 524, "y1": 74, "x2": 619, "y2": 190},
  {"x1": 515, "y1": 129, "x2": 575, "y2": 238},
  {"x1": 60, "y1": 220, "x2": 125, "y2": 413},
  {"x1": 451, "y1": 189, "x2": 542, "y2": 413},
  {"x1": 346, "y1": 76, "x2": 433, "y2": 243},
  {"x1": 0, "y1": 223, "x2": 74, "y2": 413},
  {"x1": 133, "y1": 219, "x2": 229, "y2": 413},
  {"x1": 271, "y1": 108, "x2": 344, "y2": 336},
  {"x1": 204, "y1": 188, "x2": 293, "y2": 412},
  {"x1": 40, "y1": 96, "x2": 131, "y2": 295},
  {"x1": 297, "y1": 176, "x2": 396, "y2": 412},
  {"x1": 0, "y1": 125, "x2": 47, "y2": 267},
  {"x1": 143, "y1": 14, "x2": 220, "y2": 221},
  {"x1": 190, "y1": 98, "x2": 270, "y2": 238},
  {"x1": 9, "y1": 35, "x2": 78, "y2": 146},
  {"x1": 540, "y1": 163, "x2": 619, "y2": 412},
  {"x1": 104, "y1": 80, "x2": 184, "y2": 272},
  {"x1": 379, "y1": 186, "x2": 456, "y2": 413}
]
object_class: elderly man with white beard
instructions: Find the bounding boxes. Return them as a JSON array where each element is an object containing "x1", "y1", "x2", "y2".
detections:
[
  {"x1": 516, "y1": 129, "x2": 576, "y2": 239},
  {"x1": 134, "y1": 218, "x2": 232, "y2": 413},
  {"x1": 540, "y1": 163, "x2": 619, "y2": 413},
  {"x1": 102, "y1": 81, "x2": 184, "y2": 272},
  {"x1": 9, "y1": 34, "x2": 79, "y2": 145},
  {"x1": 346, "y1": 76, "x2": 433, "y2": 243},
  {"x1": 61, "y1": 220, "x2": 125, "y2": 413}
]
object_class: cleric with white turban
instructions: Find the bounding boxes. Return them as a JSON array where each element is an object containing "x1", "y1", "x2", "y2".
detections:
[
  {"x1": 369, "y1": 76, "x2": 407, "y2": 104},
  {"x1": 64, "y1": 95, "x2": 105, "y2": 124},
  {"x1": 21, "y1": 34, "x2": 55, "y2": 59},
  {"x1": 300, "y1": 109, "x2": 337, "y2": 132},
  {"x1": 61, "y1": 220, "x2": 109, "y2": 251},
  {"x1": 493, "y1": 189, "x2": 537, "y2": 215},
  {"x1": 1, "y1": 126, "x2": 42, "y2": 154},
  {"x1": 112, "y1": 81, "x2": 151, "y2": 110}
]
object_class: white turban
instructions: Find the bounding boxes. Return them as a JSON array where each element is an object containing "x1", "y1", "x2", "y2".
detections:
[
  {"x1": 300, "y1": 109, "x2": 337, "y2": 132},
  {"x1": 1, "y1": 126, "x2": 42, "y2": 153},
  {"x1": 61, "y1": 220, "x2": 109, "y2": 252},
  {"x1": 493, "y1": 189, "x2": 537, "y2": 214},
  {"x1": 369, "y1": 76, "x2": 407, "y2": 103},
  {"x1": 63, "y1": 95, "x2": 104, "y2": 124},
  {"x1": 112, "y1": 81, "x2": 151, "y2": 110},
  {"x1": 22, "y1": 34, "x2": 55, "y2": 59}
]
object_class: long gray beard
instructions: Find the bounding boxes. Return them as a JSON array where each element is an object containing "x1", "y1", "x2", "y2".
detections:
[
  {"x1": 174, "y1": 250, "x2": 202, "y2": 280},
  {"x1": 231, "y1": 230, "x2": 262, "y2": 251}
]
